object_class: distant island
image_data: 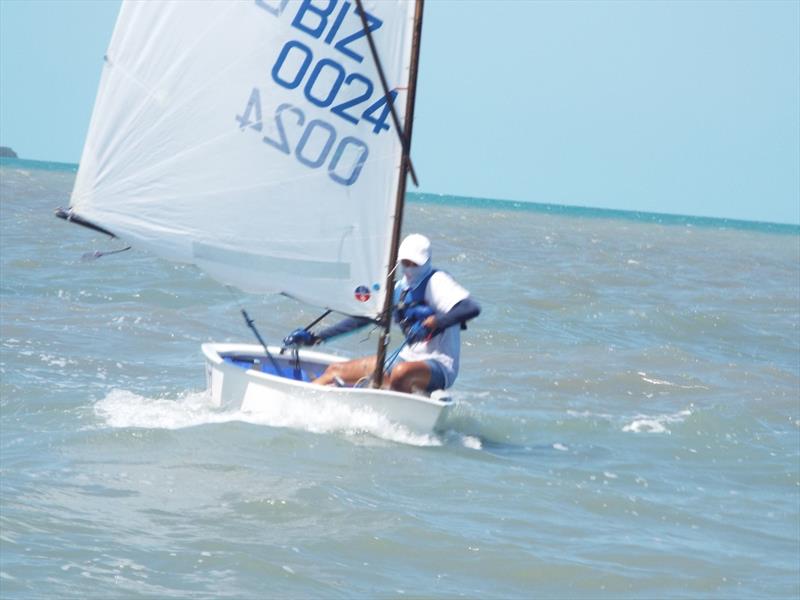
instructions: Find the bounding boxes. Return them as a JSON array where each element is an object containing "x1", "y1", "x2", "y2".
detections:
[{"x1": 0, "y1": 146, "x2": 18, "y2": 158}]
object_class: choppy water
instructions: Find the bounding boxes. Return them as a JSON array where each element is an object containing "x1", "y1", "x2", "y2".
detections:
[{"x1": 1, "y1": 159, "x2": 799, "y2": 599}]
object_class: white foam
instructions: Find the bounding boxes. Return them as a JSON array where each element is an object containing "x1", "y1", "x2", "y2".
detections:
[
  {"x1": 622, "y1": 409, "x2": 692, "y2": 434},
  {"x1": 637, "y1": 372, "x2": 709, "y2": 390},
  {"x1": 94, "y1": 388, "x2": 442, "y2": 447},
  {"x1": 39, "y1": 353, "x2": 76, "y2": 368},
  {"x1": 461, "y1": 435, "x2": 482, "y2": 450},
  {"x1": 566, "y1": 409, "x2": 613, "y2": 420}
]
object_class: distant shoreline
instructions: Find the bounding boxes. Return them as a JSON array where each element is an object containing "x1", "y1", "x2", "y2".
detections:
[
  {"x1": 411, "y1": 192, "x2": 800, "y2": 235},
  {"x1": 0, "y1": 156, "x2": 78, "y2": 172},
  {"x1": 2, "y1": 156, "x2": 797, "y2": 233}
]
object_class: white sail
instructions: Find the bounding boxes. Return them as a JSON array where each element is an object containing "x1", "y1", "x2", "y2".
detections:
[{"x1": 70, "y1": 0, "x2": 417, "y2": 317}]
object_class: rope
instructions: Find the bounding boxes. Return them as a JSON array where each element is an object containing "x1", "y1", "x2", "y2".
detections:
[{"x1": 383, "y1": 340, "x2": 408, "y2": 372}]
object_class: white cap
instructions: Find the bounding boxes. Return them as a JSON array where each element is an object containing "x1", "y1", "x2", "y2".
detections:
[{"x1": 397, "y1": 234, "x2": 431, "y2": 265}]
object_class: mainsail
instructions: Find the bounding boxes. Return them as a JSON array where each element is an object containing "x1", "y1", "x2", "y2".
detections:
[{"x1": 69, "y1": 0, "x2": 418, "y2": 318}]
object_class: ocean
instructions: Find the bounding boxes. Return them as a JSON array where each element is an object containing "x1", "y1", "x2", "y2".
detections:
[{"x1": 1, "y1": 158, "x2": 798, "y2": 599}]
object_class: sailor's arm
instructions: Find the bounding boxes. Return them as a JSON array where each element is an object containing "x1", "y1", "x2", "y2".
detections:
[
  {"x1": 283, "y1": 316, "x2": 373, "y2": 346},
  {"x1": 424, "y1": 297, "x2": 481, "y2": 333},
  {"x1": 315, "y1": 316, "x2": 373, "y2": 342}
]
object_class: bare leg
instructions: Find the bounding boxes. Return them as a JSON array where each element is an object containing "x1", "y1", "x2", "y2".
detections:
[
  {"x1": 313, "y1": 356, "x2": 378, "y2": 387},
  {"x1": 387, "y1": 361, "x2": 432, "y2": 394}
]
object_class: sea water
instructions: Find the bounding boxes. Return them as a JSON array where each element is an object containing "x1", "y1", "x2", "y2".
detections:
[{"x1": 1, "y1": 158, "x2": 798, "y2": 599}]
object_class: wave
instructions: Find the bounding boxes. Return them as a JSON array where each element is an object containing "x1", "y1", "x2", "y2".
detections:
[
  {"x1": 621, "y1": 409, "x2": 693, "y2": 434},
  {"x1": 565, "y1": 407, "x2": 694, "y2": 435}
]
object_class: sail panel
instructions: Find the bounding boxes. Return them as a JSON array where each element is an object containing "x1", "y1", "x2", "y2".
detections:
[{"x1": 71, "y1": 0, "x2": 416, "y2": 316}]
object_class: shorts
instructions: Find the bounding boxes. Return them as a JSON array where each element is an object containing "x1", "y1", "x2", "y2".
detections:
[
  {"x1": 424, "y1": 359, "x2": 447, "y2": 392},
  {"x1": 387, "y1": 358, "x2": 448, "y2": 392}
]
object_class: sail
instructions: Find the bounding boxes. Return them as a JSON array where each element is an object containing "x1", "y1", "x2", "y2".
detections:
[{"x1": 70, "y1": 0, "x2": 417, "y2": 317}]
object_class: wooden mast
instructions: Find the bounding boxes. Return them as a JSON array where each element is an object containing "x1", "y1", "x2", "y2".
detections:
[{"x1": 372, "y1": 0, "x2": 424, "y2": 388}]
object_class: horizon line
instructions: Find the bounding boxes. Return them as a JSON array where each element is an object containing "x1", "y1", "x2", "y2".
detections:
[
  {"x1": 409, "y1": 191, "x2": 800, "y2": 233},
  {"x1": 2, "y1": 155, "x2": 798, "y2": 232}
]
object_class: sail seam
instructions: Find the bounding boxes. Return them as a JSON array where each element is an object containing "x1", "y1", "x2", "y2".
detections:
[{"x1": 193, "y1": 242, "x2": 351, "y2": 280}]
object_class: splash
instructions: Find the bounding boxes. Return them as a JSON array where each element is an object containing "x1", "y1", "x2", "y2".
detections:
[
  {"x1": 622, "y1": 409, "x2": 692, "y2": 434},
  {"x1": 94, "y1": 388, "x2": 443, "y2": 447},
  {"x1": 567, "y1": 407, "x2": 693, "y2": 435}
]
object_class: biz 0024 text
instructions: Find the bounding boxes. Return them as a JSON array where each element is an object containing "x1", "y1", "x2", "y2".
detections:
[{"x1": 236, "y1": 0, "x2": 401, "y2": 187}]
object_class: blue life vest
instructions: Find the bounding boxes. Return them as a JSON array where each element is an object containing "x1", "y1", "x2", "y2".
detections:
[
  {"x1": 393, "y1": 269, "x2": 470, "y2": 334},
  {"x1": 393, "y1": 269, "x2": 437, "y2": 333}
]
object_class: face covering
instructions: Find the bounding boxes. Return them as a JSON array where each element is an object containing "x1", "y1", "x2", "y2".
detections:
[{"x1": 400, "y1": 259, "x2": 433, "y2": 288}]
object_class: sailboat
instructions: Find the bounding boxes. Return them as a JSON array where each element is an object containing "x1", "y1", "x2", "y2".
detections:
[{"x1": 58, "y1": 0, "x2": 453, "y2": 432}]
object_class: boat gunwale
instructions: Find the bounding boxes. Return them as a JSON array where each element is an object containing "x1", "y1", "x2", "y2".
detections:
[{"x1": 201, "y1": 343, "x2": 452, "y2": 407}]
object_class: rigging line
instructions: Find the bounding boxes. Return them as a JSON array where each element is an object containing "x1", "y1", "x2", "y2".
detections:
[
  {"x1": 383, "y1": 339, "x2": 408, "y2": 371},
  {"x1": 354, "y1": 0, "x2": 418, "y2": 187},
  {"x1": 303, "y1": 309, "x2": 332, "y2": 332},
  {"x1": 373, "y1": 261, "x2": 401, "y2": 326},
  {"x1": 357, "y1": 338, "x2": 406, "y2": 389},
  {"x1": 278, "y1": 292, "x2": 380, "y2": 324},
  {"x1": 224, "y1": 286, "x2": 285, "y2": 377}
]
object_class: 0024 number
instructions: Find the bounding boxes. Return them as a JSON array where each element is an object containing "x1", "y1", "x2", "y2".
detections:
[
  {"x1": 271, "y1": 40, "x2": 397, "y2": 135},
  {"x1": 236, "y1": 88, "x2": 369, "y2": 187}
]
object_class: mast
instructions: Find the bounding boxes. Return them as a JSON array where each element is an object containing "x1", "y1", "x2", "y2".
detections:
[{"x1": 372, "y1": 0, "x2": 424, "y2": 388}]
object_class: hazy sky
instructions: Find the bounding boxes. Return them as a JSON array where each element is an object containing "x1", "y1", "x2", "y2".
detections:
[{"x1": 1, "y1": 0, "x2": 798, "y2": 224}]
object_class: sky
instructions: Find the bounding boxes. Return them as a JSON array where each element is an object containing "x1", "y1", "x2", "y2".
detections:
[{"x1": 1, "y1": 0, "x2": 798, "y2": 225}]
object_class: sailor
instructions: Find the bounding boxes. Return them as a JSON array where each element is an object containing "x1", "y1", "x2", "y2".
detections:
[{"x1": 283, "y1": 234, "x2": 481, "y2": 393}]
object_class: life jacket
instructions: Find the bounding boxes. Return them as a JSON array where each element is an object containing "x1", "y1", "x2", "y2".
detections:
[{"x1": 393, "y1": 269, "x2": 437, "y2": 334}]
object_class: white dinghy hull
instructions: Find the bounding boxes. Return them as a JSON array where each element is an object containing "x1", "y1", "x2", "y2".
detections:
[{"x1": 202, "y1": 344, "x2": 453, "y2": 433}]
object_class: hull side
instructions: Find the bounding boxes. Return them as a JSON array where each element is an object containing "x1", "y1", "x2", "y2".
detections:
[{"x1": 202, "y1": 344, "x2": 452, "y2": 432}]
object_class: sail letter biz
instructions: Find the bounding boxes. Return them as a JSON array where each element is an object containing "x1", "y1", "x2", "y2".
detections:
[
  {"x1": 243, "y1": 0, "x2": 399, "y2": 187},
  {"x1": 258, "y1": 0, "x2": 383, "y2": 65}
]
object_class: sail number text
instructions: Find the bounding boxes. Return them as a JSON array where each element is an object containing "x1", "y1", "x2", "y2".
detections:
[
  {"x1": 271, "y1": 40, "x2": 396, "y2": 134},
  {"x1": 235, "y1": 0, "x2": 402, "y2": 187},
  {"x1": 237, "y1": 90, "x2": 368, "y2": 187}
]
